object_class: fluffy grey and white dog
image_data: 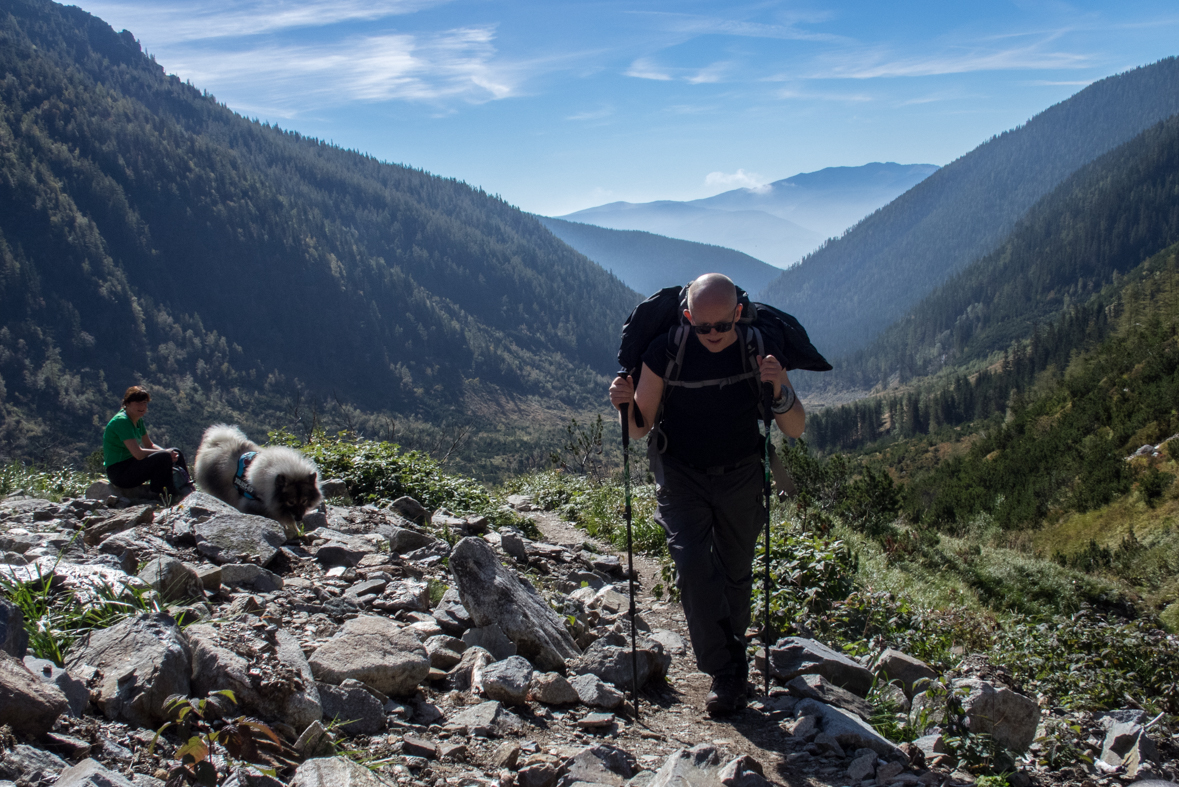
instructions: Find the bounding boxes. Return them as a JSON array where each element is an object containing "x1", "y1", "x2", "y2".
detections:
[{"x1": 194, "y1": 424, "x2": 321, "y2": 538}]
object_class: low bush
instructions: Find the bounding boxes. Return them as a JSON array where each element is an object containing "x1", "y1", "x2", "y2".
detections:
[{"x1": 0, "y1": 461, "x2": 94, "y2": 501}]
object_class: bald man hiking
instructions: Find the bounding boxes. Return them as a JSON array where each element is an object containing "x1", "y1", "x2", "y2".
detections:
[{"x1": 610, "y1": 273, "x2": 805, "y2": 716}]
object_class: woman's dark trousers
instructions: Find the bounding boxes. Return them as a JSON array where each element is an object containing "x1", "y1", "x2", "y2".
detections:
[{"x1": 106, "y1": 450, "x2": 188, "y2": 497}]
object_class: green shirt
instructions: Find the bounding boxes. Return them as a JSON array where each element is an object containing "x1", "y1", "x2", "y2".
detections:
[{"x1": 103, "y1": 410, "x2": 147, "y2": 467}]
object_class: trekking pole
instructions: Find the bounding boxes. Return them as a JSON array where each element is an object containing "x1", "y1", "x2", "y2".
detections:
[
  {"x1": 762, "y1": 381, "x2": 775, "y2": 698},
  {"x1": 618, "y1": 373, "x2": 641, "y2": 722}
]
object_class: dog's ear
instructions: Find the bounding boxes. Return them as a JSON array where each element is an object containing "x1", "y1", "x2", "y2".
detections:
[
  {"x1": 309, "y1": 471, "x2": 318, "y2": 485},
  {"x1": 275, "y1": 474, "x2": 287, "y2": 491}
]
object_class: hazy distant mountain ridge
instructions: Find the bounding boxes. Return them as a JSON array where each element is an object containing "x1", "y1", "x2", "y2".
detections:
[
  {"x1": 758, "y1": 57, "x2": 1179, "y2": 357},
  {"x1": 689, "y1": 162, "x2": 940, "y2": 238},
  {"x1": 557, "y1": 163, "x2": 936, "y2": 268},
  {"x1": 537, "y1": 217, "x2": 783, "y2": 295}
]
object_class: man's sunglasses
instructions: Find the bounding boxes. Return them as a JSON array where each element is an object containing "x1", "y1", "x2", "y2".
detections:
[{"x1": 691, "y1": 320, "x2": 736, "y2": 335}]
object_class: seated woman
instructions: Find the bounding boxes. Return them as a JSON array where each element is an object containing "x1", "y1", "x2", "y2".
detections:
[{"x1": 102, "y1": 386, "x2": 193, "y2": 501}]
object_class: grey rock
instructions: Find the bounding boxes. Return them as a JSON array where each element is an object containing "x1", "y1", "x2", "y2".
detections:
[
  {"x1": 65, "y1": 612, "x2": 190, "y2": 728},
  {"x1": 193, "y1": 513, "x2": 287, "y2": 565},
  {"x1": 647, "y1": 629, "x2": 687, "y2": 657},
  {"x1": 83, "y1": 504, "x2": 154, "y2": 546},
  {"x1": 786, "y1": 673, "x2": 873, "y2": 720},
  {"x1": 955, "y1": 678, "x2": 1040, "y2": 753},
  {"x1": 647, "y1": 744, "x2": 723, "y2": 787},
  {"x1": 560, "y1": 744, "x2": 636, "y2": 787},
  {"x1": 220, "y1": 563, "x2": 284, "y2": 593},
  {"x1": 403, "y1": 540, "x2": 451, "y2": 562},
  {"x1": 294, "y1": 721, "x2": 336, "y2": 759},
  {"x1": 481, "y1": 655, "x2": 535, "y2": 706},
  {"x1": 446, "y1": 645, "x2": 494, "y2": 692},
  {"x1": 313, "y1": 530, "x2": 379, "y2": 567},
  {"x1": 425, "y1": 635, "x2": 466, "y2": 670},
  {"x1": 795, "y1": 698, "x2": 902, "y2": 757},
  {"x1": 1102, "y1": 721, "x2": 1158, "y2": 778},
  {"x1": 192, "y1": 563, "x2": 222, "y2": 592},
  {"x1": 501, "y1": 531, "x2": 529, "y2": 561},
  {"x1": 0, "y1": 743, "x2": 67, "y2": 783},
  {"x1": 188, "y1": 621, "x2": 322, "y2": 731},
  {"x1": 813, "y1": 732, "x2": 845, "y2": 758},
  {"x1": 137, "y1": 556, "x2": 205, "y2": 602},
  {"x1": 290, "y1": 756, "x2": 398, "y2": 786},
  {"x1": 449, "y1": 536, "x2": 581, "y2": 672},
  {"x1": 98, "y1": 528, "x2": 174, "y2": 574},
  {"x1": 848, "y1": 752, "x2": 876, "y2": 782},
  {"x1": 0, "y1": 599, "x2": 27, "y2": 659},
  {"x1": 390, "y1": 496, "x2": 431, "y2": 527},
  {"x1": 319, "y1": 479, "x2": 349, "y2": 499},
  {"x1": 433, "y1": 587, "x2": 473, "y2": 635},
  {"x1": 531, "y1": 671, "x2": 580, "y2": 705},
  {"x1": 463, "y1": 624, "x2": 518, "y2": 660},
  {"x1": 318, "y1": 680, "x2": 386, "y2": 736},
  {"x1": 570, "y1": 672, "x2": 625, "y2": 710},
  {"x1": 1101, "y1": 709, "x2": 1151, "y2": 725},
  {"x1": 221, "y1": 770, "x2": 284, "y2": 787},
  {"x1": 388, "y1": 526, "x2": 440, "y2": 554},
  {"x1": 874, "y1": 648, "x2": 938, "y2": 699},
  {"x1": 717, "y1": 755, "x2": 768, "y2": 787},
  {"x1": 346, "y1": 578, "x2": 388, "y2": 599},
  {"x1": 378, "y1": 579, "x2": 430, "y2": 612},
  {"x1": 53, "y1": 758, "x2": 137, "y2": 787},
  {"x1": 571, "y1": 631, "x2": 670, "y2": 691},
  {"x1": 0, "y1": 651, "x2": 68, "y2": 736},
  {"x1": 308, "y1": 615, "x2": 430, "y2": 696},
  {"x1": 446, "y1": 700, "x2": 525, "y2": 738},
  {"x1": 24, "y1": 655, "x2": 88, "y2": 716},
  {"x1": 760, "y1": 637, "x2": 874, "y2": 697},
  {"x1": 875, "y1": 761, "x2": 905, "y2": 782},
  {"x1": 913, "y1": 734, "x2": 945, "y2": 759},
  {"x1": 520, "y1": 763, "x2": 560, "y2": 787}
]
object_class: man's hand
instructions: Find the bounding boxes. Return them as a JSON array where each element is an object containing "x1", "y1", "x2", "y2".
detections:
[
  {"x1": 756, "y1": 355, "x2": 783, "y2": 398},
  {"x1": 609, "y1": 374, "x2": 635, "y2": 411},
  {"x1": 170, "y1": 449, "x2": 180, "y2": 463}
]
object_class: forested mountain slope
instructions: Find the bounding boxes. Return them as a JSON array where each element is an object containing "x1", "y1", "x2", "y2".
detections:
[
  {"x1": 759, "y1": 57, "x2": 1179, "y2": 356},
  {"x1": 825, "y1": 112, "x2": 1179, "y2": 393},
  {"x1": 0, "y1": 0, "x2": 638, "y2": 464},
  {"x1": 537, "y1": 217, "x2": 782, "y2": 296}
]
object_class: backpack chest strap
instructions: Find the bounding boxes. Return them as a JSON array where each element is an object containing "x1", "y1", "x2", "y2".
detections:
[{"x1": 234, "y1": 451, "x2": 260, "y2": 500}]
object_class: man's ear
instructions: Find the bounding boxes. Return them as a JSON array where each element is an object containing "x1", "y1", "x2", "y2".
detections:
[
  {"x1": 683, "y1": 308, "x2": 692, "y2": 322},
  {"x1": 735, "y1": 303, "x2": 743, "y2": 320}
]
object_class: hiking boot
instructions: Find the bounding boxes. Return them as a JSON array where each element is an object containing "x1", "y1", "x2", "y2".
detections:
[{"x1": 705, "y1": 671, "x2": 747, "y2": 716}]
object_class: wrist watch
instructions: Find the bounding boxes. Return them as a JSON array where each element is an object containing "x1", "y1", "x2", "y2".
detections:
[{"x1": 771, "y1": 386, "x2": 796, "y2": 414}]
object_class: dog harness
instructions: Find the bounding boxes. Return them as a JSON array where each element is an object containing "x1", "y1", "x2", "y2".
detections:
[{"x1": 234, "y1": 452, "x2": 259, "y2": 500}]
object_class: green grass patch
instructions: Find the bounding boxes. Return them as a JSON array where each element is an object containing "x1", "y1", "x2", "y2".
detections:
[{"x1": 0, "y1": 461, "x2": 95, "y2": 501}]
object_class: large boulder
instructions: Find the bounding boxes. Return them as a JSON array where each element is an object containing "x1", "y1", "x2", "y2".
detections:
[
  {"x1": 570, "y1": 631, "x2": 670, "y2": 691},
  {"x1": 308, "y1": 615, "x2": 429, "y2": 697},
  {"x1": 137, "y1": 556, "x2": 206, "y2": 602},
  {"x1": 65, "y1": 613, "x2": 191, "y2": 728},
  {"x1": 873, "y1": 648, "x2": 938, "y2": 698},
  {"x1": 448, "y1": 537, "x2": 581, "y2": 672},
  {"x1": 290, "y1": 756, "x2": 398, "y2": 786},
  {"x1": 794, "y1": 698, "x2": 903, "y2": 757},
  {"x1": 785, "y1": 674, "x2": 873, "y2": 721},
  {"x1": 1101, "y1": 719, "x2": 1159, "y2": 778},
  {"x1": 188, "y1": 620, "x2": 322, "y2": 731},
  {"x1": 0, "y1": 598, "x2": 28, "y2": 658},
  {"x1": 193, "y1": 513, "x2": 287, "y2": 566},
  {"x1": 759, "y1": 637, "x2": 874, "y2": 697},
  {"x1": 646, "y1": 745, "x2": 768, "y2": 787},
  {"x1": 0, "y1": 650, "x2": 68, "y2": 736},
  {"x1": 82, "y1": 504, "x2": 154, "y2": 546},
  {"x1": 53, "y1": 758, "x2": 138, "y2": 786},
  {"x1": 955, "y1": 678, "x2": 1040, "y2": 752},
  {"x1": 481, "y1": 655, "x2": 535, "y2": 706},
  {"x1": 317, "y1": 680, "x2": 386, "y2": 737}
]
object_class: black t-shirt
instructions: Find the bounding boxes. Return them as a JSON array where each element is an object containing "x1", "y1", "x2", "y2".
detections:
[{"x1": 642, "y1": 329, "x2": 783, "y2": 468}]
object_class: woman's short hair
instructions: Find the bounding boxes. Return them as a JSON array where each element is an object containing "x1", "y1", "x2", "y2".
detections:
[{"x1": 122, "y1": 386, "x2": 151, "y2": 406}]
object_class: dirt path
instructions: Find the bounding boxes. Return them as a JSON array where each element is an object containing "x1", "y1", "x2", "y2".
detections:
[{"x1": 523, "y1": 511, "x2": 829, "y2": 787}]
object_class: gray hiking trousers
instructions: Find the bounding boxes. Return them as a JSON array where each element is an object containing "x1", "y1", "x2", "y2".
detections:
[{"x1": 652, "y1": 450, "x2": 765, "y2": 677}]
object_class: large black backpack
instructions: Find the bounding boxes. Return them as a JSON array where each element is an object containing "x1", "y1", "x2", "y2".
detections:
[{"x1": 617, "y1": 284, "x2": 831, "y2": 427}]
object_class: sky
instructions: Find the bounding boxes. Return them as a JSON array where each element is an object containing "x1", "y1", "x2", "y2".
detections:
[{"x1": 73, "y1": 0, "x2": 1179, "y2": 217}]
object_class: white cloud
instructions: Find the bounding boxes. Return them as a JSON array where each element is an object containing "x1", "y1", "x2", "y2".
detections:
[
  {"x1": 815, "y1": 39, "x2": 1090, "y2": 79},
  {"x1": 686, "y1": 62, "x2": 730, "y2": 85},
  {"x1": 625, "y1": 57, "x2": 673, "y2": 81},
  {"x1": 776, "y1": 87, "x2": 873, "y2": 103},
  {"x1": 705, "y1": 169, "x2": 769, "y2": 192},
  {"x1": 81, "y1": 0, "x2": 450, "y2": 44},
  {"x1": 566, "y1": 107, "x2": 614, "y2": 121},
  {"x1": 634, "y1": 10, "x2": 847, "y2": 44},
  {"x1": 169, "y1": 26, "x2": 515, "y2": 107}
]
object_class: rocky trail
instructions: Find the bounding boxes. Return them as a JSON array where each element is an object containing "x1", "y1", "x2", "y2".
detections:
[{"x1": 0, "y1": 485, "x2": 1174, "y2": 787}]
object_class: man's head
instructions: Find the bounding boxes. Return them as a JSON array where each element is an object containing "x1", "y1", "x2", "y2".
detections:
[{"x1": 684, "y1": 273, "x2": 741, "y2": 353}]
